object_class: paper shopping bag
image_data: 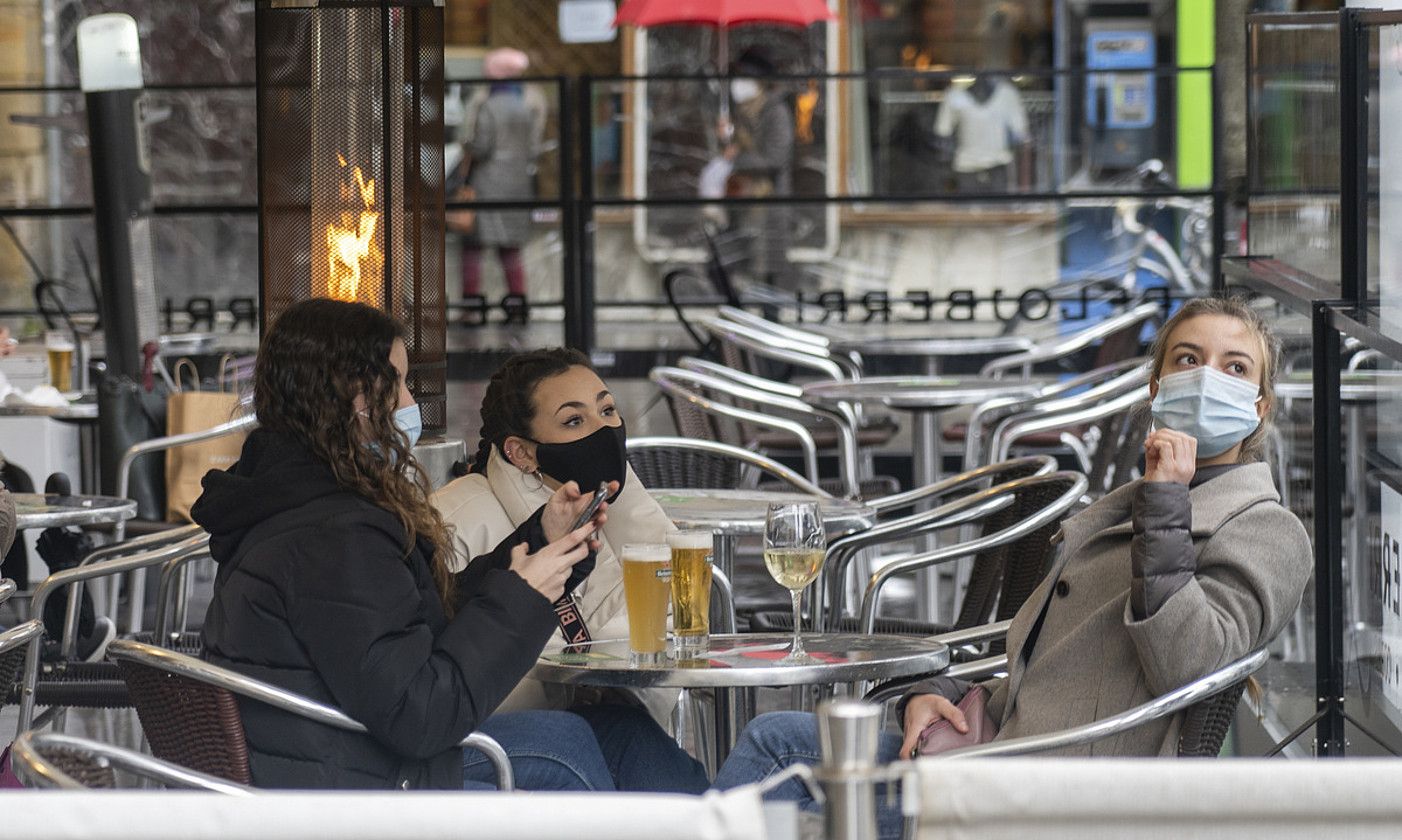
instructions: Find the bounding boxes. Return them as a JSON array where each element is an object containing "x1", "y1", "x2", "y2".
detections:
[{"x1": 164, "y1": 357, "x2": 247, "y2": 522}]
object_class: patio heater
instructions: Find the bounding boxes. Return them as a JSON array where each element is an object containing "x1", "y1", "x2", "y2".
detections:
[{"x1": 255, "y1": 0, "x2": 447, "y2": 435}]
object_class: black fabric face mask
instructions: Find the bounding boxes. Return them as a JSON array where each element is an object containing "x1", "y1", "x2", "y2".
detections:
[{"x1": 531, "y1": 420, "x2": 628, "y2": 500}]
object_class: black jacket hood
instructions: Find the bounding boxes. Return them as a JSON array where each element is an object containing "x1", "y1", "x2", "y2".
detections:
[{"x1": 191, "y1": 427, "x2": 349, "y2": 564}]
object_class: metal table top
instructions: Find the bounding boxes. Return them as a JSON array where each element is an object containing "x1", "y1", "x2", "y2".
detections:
[
  {"x1": 1274, "y1": 372, "x2": 1402, "y2": 402},
  {"x1": 809, "y1": 321, "x2": 1039, "y2": 357},
  {"x1": 649, "y1": 489, "x2": 874, "y2": 536},
  {"x1": 0, "y1": 395, "x2": 98, "y2": 420},
  {"x1": 802, "y1": 376, "x2": 1046, "y2": 411},
  {"x1": 13, "y1": 493, "x2": 137, "y2": 529},
  {"x1": 530, "y1": 633, "x2": 949, "y2": 689}
]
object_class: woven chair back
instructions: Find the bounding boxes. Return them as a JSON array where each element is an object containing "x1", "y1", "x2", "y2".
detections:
[
  {"x1": 627, "y1": 447, "x2": 744, "y2": 490},
  {"x1": 116, "y1": 659, "x2": 253, "y2": 785},
  {"x1": 1177, "y1": 681, "x2": 1248, "y2": 758}
]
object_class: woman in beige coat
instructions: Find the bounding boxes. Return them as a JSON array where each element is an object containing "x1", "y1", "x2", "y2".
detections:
[
  {"x1": 433, "y1": 348, "x2": 680, "y2": 725},
  {"x1": 713, "y1": 297, "x2": 1313, "y2": 836}
]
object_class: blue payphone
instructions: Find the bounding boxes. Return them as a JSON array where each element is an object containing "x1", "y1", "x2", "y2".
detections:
[{"x1": 1084, "y1": 21, "x2": 1157, "y2": 171}]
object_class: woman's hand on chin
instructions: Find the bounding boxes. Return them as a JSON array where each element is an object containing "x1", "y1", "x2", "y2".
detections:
[
  {"x1": 1143, "y1": 428, "x2": 1197, "y2": 485},
  {"x1": 541, "y1": 480, "x2": 618, "y2": 543}
]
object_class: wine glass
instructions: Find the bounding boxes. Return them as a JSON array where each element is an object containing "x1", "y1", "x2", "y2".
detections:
[{"x1": 764, "y1": 501, "x2": 826, "y2": 664}]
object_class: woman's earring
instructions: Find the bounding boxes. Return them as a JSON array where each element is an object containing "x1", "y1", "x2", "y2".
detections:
[{"x1": 524, "y1": 469, "x2": 544, "y2": 492}]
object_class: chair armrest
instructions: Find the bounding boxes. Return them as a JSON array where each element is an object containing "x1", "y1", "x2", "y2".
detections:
[
  {"x1": 861, "y1": 653, "x2": 1010, "y2": 705},
  {"x1": 865, "y1": 456, "x2": 1055, "y2": 515},
  {"x1": 12, "y1": 730, "x2": 254, "y2": 794},
  {"x1": 859, "y1": 473, "x2": 1088, "y2": 633},
  {"x1": 0, "y1": 578, "x2": 15, "y2": 607},
  {"x1": 928, "y1": 619, "x2": 1013, "y2": 649},
  {"x1": 937, "y1": 648, "x2": 1270, "y2": 759}
]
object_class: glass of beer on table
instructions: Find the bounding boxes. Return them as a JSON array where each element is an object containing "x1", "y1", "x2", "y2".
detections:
[
  {"x1": 621, "y1": 543, "x2": 671, "y2": 666},
  {"x1": 45, "y1": 331, "x2": 75, "y2": 393},
  {"x1": 667, "y1": 530, "x2": 713, "y2": 655}
]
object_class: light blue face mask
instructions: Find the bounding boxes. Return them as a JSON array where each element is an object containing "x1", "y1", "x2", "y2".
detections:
[
  {"x1": 358, "y1": 403, "x2": 423, "y2": 455},
  {"x1": 1150, "y1": 366, "x2": 1262, "y2": 458},
  {"x1": 393, "y1": 403, "x2": 423, "y2": 450}
]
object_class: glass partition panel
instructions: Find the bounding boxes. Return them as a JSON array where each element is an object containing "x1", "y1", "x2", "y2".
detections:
[
  {"x1": 1250, "y1": 302, "x2": 1327, "y2": 757},
  {"x1": 1247, "y1": 16, "x2": 1341, "y2": 285},
  {"x1": 1340, "y1": 346, "x2": 1402, "y2": 755},
  {"x1": 1372, "y1": 22, "x2": 1402, "y2": 342}
]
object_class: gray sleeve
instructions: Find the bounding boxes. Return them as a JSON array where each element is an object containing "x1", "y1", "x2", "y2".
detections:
[
  {"x1": 895, "y1": 676, "x2": 974, "y2": 723},
  {"x1": 0, "y1": 488, "x2": 14, "y2": 558},
  {"x1": 734, "y1": 103, "x2": 794, "y2": 175},
  {"x1": 1130, "y1": 480, "x2": 1196, "y2": 619}
]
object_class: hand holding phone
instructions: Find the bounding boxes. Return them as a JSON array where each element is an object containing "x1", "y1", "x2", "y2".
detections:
[{"x1": 569, "y1": 481, "x2": 610, "y2": 533}]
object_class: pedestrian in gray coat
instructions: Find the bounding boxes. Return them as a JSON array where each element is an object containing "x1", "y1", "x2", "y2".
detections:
[
  {"x1": 458, "y1": 48, "x2": 545, "y2": 302},
  {"x1": 712, "y1": 297, "x2": 1313, "y2": 838}
]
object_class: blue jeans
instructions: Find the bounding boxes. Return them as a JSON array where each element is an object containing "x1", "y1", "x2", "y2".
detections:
[
  {"x1": 712, "y1": 711, "x2": 907, "y2": 840},
  {"x1": 462, "y1": 705, "x2": 709, "y2": 794}
]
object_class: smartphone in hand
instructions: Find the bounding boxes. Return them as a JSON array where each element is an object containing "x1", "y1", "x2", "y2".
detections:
[{"x1": 569, "y1": 481, "x2": 610, "y2": 533}]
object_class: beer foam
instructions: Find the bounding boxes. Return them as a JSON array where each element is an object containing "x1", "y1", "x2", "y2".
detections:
[
  {"x1": 620, "y1": 543, "x2": 671, "y2": 562},
  {"x1": 666, "y1": 530, "x2": 713, "y2": 551}
]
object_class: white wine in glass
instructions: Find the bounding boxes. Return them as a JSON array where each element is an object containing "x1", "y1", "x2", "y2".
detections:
[{"x1": 764, "y1": 501, "x2": 826, "y2": 664}]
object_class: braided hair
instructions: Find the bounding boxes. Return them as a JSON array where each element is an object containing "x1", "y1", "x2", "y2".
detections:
[{"x1": 470, "y1": 348, "x2": 593, "y2": 475}]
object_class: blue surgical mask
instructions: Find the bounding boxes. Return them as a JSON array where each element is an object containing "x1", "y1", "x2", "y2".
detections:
[
  {"x1": 1150, "y1": 367, "x2": 1262, "y2": 458},
  {"x1": 393, "y1": 403, "x2": 422, "y2": 450}
]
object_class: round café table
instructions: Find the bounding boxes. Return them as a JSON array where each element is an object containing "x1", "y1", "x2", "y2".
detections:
[
  {"x1": 12, "y1": 493, "x2": 136, "y2": 530},
  {"x1": 648, "y1": 488, "x2": 875, "y2": 581},
  {"x1": 531, "y1": 633, "x2": 949, "y2": 773}
]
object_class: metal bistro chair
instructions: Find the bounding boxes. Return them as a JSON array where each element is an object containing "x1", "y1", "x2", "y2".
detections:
[
  {"x1": 979, "y1": 301, "x2": 1161, "y2": 381},
  {"x1": 699, "y1": 318, "x2": 902, "y2": 493},
  {"x1": 112, "y1": 411, "x2": 258, "y2": 633},
  {"x1": 989, "y1": 381, "x2": 1151, "y2": 497},
  {"x1": 747, "y1": 457, "x2": 1059, "y2": 639},
  {"x1": 863, "y1": 639, "x2": 1266, "y2": 762},
  {"x1": 626, "y1": 437, "x2": 831, "y2": 496},
  {"x1": 857, "y1": 472, "x2": 1091, "y2": 639},
  {"x1": 11, "y1": 730, "x2": 253, "y2": 793},
  {"x1": 651, "y1": 365, "x2": 864, "y2": 498},
  {"x1": 13, "y1": 531, "x2": 212, "y2": 736},
  {"x1": 956, "y1": 357, "x2": 1149, "y2": 473},
  {"x1": 106, "y1": 639, "x2": 515, "y2": 790},
  {"x1": 936, "y1": 647, "x2": 1271, "y2": 760}
]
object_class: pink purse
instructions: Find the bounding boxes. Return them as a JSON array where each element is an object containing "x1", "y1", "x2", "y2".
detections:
[{"x1": 914, "y1": 685, "x2": 999, "y2": 757}]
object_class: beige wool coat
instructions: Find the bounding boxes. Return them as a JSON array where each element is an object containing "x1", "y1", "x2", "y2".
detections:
[
  {"x1": 432, "y1": 447, "x2": 679, "y2": 725},
  {"x1": 979, "y1": 462, "x2": 1311, "y2": 756}
]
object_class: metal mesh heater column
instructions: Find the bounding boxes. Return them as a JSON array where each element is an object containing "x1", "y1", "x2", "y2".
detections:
[{"x1": 256, "y1": 0, "x2": 447, "y2": 434}]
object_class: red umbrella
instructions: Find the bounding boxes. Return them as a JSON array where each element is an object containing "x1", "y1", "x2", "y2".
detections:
[
  {"x1": 614, "y1": 0, "x2": 835, "y2": 29},
  {"x1": 614, "y1": 0, "x2": 835, "y2": 127}
]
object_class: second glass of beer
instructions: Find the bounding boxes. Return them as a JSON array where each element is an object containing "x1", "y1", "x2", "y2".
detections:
[
  {"x1": 667, "y1": 530, "x2": 713, "y2": 655},
  {"x1": 621, "y1": 543, "x2": 671, "y2": 666}
]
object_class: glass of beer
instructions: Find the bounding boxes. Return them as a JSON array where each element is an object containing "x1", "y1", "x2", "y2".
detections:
[
  {"x1": 45, "y1": 331, "x2": 75, "y2": 393},
  {"x1": 621, "y1": 543, "x2": 672, "y2": 666},
  {"x1": 764, "y1": 501, "x2": 826, "y2": 664},
  {"x1": 667, "y1": 530, "x2": 713, "y2": 655}
]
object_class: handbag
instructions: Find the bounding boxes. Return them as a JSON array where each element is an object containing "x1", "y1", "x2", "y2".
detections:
[
  {"x1": 914, "y1": 685, "x2": 999, "y2": 757},
  {"x1": 0, "y1": 744, "x2": 25, "y2": 788},
  {"x1": 164, "y1": 356, "x2": 247, "y2": 522}
]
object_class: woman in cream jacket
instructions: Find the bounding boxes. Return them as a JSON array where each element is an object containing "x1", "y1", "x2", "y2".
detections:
[{"x1": 433, "y1": 348, "x2": 680, "y2": 724}]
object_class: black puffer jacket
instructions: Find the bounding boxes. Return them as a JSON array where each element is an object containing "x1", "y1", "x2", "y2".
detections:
[{"x1": 193, "y1": 428, "x2": 560, "y2": 789}]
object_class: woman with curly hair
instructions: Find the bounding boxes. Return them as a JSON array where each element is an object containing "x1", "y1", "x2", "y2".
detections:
[{"x1": 194, "y1": 299, "x2": 703, "y2": 793}]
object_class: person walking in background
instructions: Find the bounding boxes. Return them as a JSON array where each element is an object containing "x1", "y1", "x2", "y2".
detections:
[
  {"x1": 720, "y1": 47, "x2": 796, "y2": 292},
  {"x1": 457, "y1": 48, "x2": 546, "y2": 311}
]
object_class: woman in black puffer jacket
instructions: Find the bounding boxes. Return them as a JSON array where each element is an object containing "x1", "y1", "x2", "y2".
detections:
[{"x1": 194, "y1": 299, "x2": 705, "y2": 792}]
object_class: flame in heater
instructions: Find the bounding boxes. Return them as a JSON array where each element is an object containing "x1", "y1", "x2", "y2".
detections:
[{"x1": 324, "y1": 153, "x2": 381, "y2": 303}]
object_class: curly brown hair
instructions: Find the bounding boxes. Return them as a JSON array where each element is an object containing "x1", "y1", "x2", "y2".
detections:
[{"x1": 255, "y1": 299, "x2": 458, "y2": 613}]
